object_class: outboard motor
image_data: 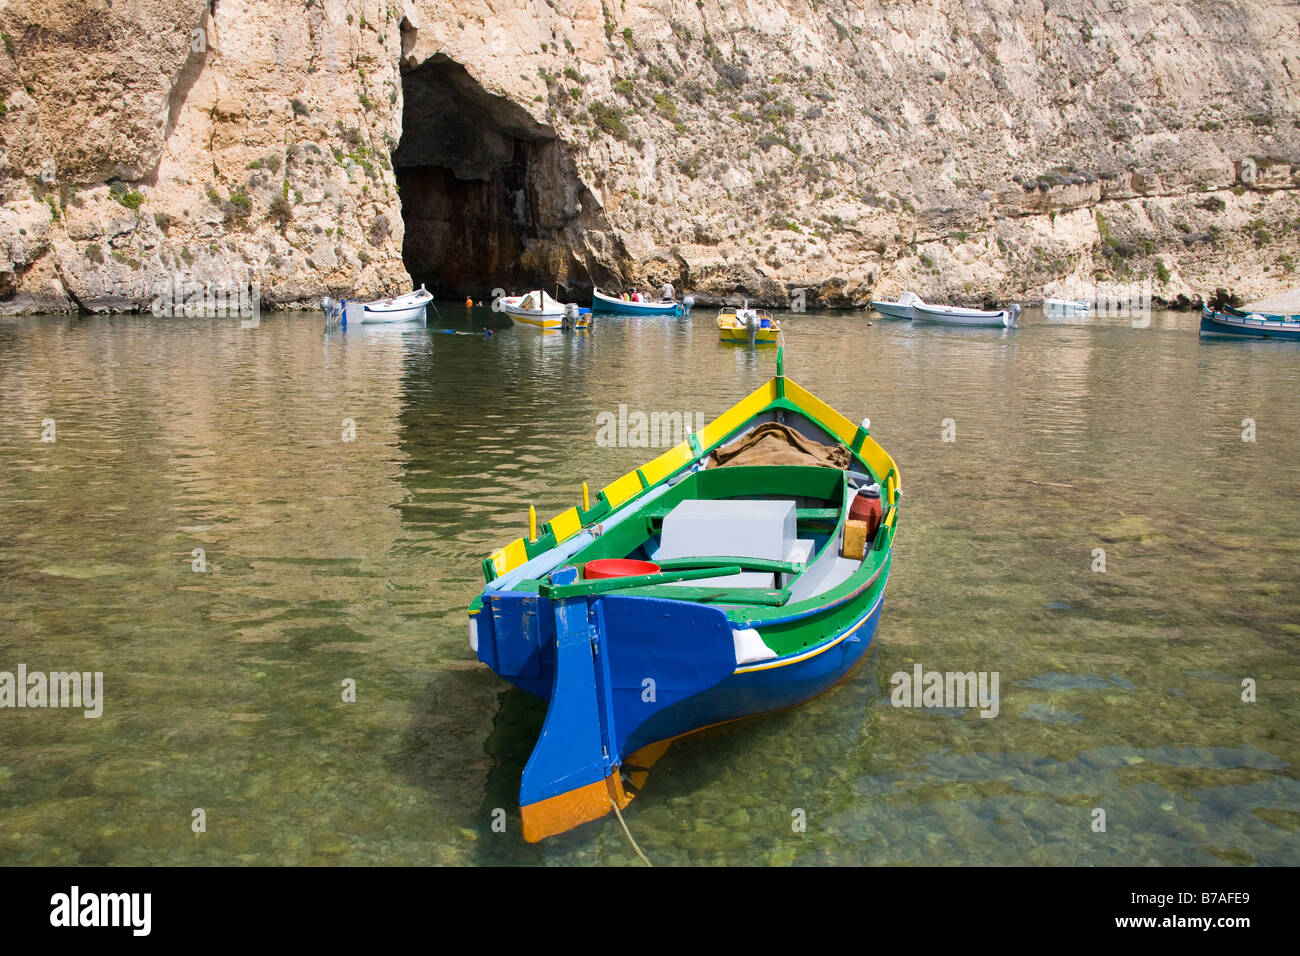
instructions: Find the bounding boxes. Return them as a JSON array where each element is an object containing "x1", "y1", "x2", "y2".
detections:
[
  {"x1": 1006, "y1": 304, "x2": 1022, "y2": 328},
  {"x1": 682, "y1": 295, "x2": 695, "y2": 312},
  {"x1": 563, "y1": 302, "x2": 580, "y2": 331},
  {"x1": 322, "y1": 296, "x2": 342, "y2": 329}
]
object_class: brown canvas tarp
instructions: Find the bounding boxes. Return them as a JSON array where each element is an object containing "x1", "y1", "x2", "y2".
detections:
[{"x1": 708, "y1": 422, "x2": 851, "y2": 470}]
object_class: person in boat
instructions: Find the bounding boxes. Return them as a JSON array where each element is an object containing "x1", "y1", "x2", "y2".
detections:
[
  {"x1": 662, "y1": 281, "x2": 675, "y2": 303},
  {"x1": 632, "y1": 290, "x2": 643, "y2": 303}
]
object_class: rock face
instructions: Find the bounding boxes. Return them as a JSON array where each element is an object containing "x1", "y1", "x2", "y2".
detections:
[{"x1": 0, "y1": 0, "x2": 1297, "y2": 312}]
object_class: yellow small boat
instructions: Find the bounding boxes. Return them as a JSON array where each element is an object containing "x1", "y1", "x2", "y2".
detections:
[{"x1": 718, "y1": 306, "x2": 780, "y2": 345}]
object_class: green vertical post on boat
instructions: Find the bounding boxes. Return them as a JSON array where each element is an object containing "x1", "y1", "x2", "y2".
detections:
[{"x1": 776, "y1": 346, "x2": 786, "y2": 398}]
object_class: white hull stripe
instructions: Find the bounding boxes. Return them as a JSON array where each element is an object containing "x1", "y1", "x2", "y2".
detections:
[{"x1": 734, "y1": 587, "x2": 886, "y2": 674}]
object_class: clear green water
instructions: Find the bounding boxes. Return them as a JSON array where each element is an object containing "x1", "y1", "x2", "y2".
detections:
[{"x1": 0, "y1": 306, "x2": 1296, "y2": 866}]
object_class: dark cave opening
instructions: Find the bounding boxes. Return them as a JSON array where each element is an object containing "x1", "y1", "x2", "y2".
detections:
[{"x1": 394, "y1": 54, "x2": 610, "y2": 299}]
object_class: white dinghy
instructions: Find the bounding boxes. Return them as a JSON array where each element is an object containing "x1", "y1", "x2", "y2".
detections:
[
  {"x1": 1044, "y1": 298, "x2": 1090, "y2": 318},
  {"x1": 913, "y1": 302, "x2": 1021, "y2": 328},
  {"x1": 870, "y1": 290, "x2": 924, "y2": 320},
  {"x1": 322, "y1": 285, "x2": 433, "y2": 325}
]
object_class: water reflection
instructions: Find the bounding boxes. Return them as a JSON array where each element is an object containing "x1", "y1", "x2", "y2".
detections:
[{"x1": 0, "y1": 306, "x2": 1295, "y2": 865}]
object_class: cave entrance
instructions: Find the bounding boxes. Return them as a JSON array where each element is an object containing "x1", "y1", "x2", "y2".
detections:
[{"x1": 394, "y1": 54, "x2": 607, "y2": 299}]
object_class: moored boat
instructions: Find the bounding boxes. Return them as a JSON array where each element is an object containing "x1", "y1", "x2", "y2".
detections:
[
  {"x1": 1224, "y1": 304, "x2": 1300, "y2": 321},
  {"x1": 1200, "y1": 305, "x2": 1300, "y2": 340},
  {"x1": 500, "y1": 290, "x2": 570, "y2": 329},
  {"x1": 718, "y1": 306, "x2": 781, "y2": 344},
  {"x1": 1044, "y1": 298, "x2": 1090, "y2": 317},
  {"x1": 322, "y1": 285, "x2": 433, "y2": 325},
  {"x1": 468, "y1": 349, "x2": 900, "y2": 841},
  {"x1": 913, "y1": 302, "x2": 1021, "y2": 328},
  {"x1": 870, "y1": 290, "x2": 923, "y2": 320},
  {"x1": 592, "y1": 287, "x2": 691, "y2": 316},
  {"x1": 362, "y1": 285, "x2": 433, "y2": 323}
]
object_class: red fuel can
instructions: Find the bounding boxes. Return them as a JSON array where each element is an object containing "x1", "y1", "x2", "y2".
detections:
[{"x1": 849, "y1": 486, "x2": 883, "y2": 538}]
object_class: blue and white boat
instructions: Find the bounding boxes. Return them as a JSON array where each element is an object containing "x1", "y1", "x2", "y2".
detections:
[
  {"x1": 1200, "y1": 305, "x2": 1300, "y2": 341},
  {"x1": 870, "y1": 290, "x2": 923, "y2": 320},
  {"x1": 1044, "y1": 298, "x2": 1090, "y2": 318},
  {"x1": 592, "y1": 287, "x2": 692, "y2": 316},
  {"x1": 322, "y1": 285, "x2": 432, "y2": 325},
  {"x1": 914, "y1": 301, "x2": 1020, "y2": 328}
]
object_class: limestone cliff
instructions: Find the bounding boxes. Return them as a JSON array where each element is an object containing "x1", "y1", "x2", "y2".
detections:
[{"x1": 0, "y1": 0, "x2": 1296, "y2": 312}]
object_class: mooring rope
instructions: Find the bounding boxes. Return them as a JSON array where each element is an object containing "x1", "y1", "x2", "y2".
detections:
[{"x1": 610, "y1": 798, "x2": 652, "y2": 867}]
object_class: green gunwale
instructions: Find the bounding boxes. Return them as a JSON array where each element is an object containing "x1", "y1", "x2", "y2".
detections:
[{"x1": 471, "y1": 367, "x2": 900, "y2": 659}]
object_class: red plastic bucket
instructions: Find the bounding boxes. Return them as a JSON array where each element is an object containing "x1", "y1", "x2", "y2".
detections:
[{"x1": 584, "y1": 558, "x2": 661, "y2": 579}]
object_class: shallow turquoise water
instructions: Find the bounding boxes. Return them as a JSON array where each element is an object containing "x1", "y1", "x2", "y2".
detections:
[{"x1": 0, "y1": 306, "x2": 1297, "y2": 865}]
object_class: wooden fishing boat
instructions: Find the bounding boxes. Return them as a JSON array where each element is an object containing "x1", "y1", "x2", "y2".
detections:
[
  {"x1": 592, "y1": 287, "x2": 690, "y2": 316},
  {"x1": 870, "y1": 290, "x2": 923, "y2": 320},
  {"x1": 1200, "y1": 305, "x2": 1300, "y2": 340},
  {"x1": 467, "y1": 350, "x2": 900, "y2": 841},
  {"x1": 718, "y1": 306, "x2": 781, "y2": 344},
  {"x1": 913, "y1": 302, "x2": 1021, "y2": 328},
  {"x1": 1225, "y1": 304, "x2": 1300, "y2": 321}
]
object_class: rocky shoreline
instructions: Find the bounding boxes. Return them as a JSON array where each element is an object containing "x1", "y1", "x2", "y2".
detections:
[{"x1": 2, "y1": 0, "x2": 1297, "y2": 315}]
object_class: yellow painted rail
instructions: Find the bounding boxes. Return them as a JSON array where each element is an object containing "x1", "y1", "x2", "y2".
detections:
[{"x1": 484, "y1": 375, "x2": 900, "y2": 581}]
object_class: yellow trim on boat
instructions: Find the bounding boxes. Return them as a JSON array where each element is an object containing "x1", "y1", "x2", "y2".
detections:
[
  {"x1": 697, "y1": 380, "x2": 779, "y2": 448},
  {"x1": 484, "y1": 372, "x2": 898, "y2": 581},
  {"x1": 548, "y1": 507, "x2": 582, "y2": 544},
  {"x1": 601, "y1": 470, "x2": 644, "y2": 509},
  {"x1": 719, "y1": 328, "x2": 780, "y2": 344},
  {"x1": 639, "y1": 442, "x2": 693, "y2": 487},
  {"x1": 785, "y1": 378, "x2": 899, "y2": 501},
  {"x1": 490, "y1": 536, "x2": 530, "y2": 576},
  {"x1": 509, "y1": 314, "x2": 562, "y2": 330},
  {"x1": 783, "y1": 378, "x2": 857, "y2": 445}
]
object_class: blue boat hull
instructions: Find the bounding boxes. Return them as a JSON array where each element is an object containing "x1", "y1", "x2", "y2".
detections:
[
  {"x1": 473, "y1": 562, "x2": 888, "y2": 839},
  {"x1": 620, "y1": 586, "x2": 885, "y2": 756},
  {"x1": 1201, "y1": 307, "x2": 1300, "y2": 341},
  {"x1": 592, "y1": 290, "x2": 683, "y2": 315}
]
